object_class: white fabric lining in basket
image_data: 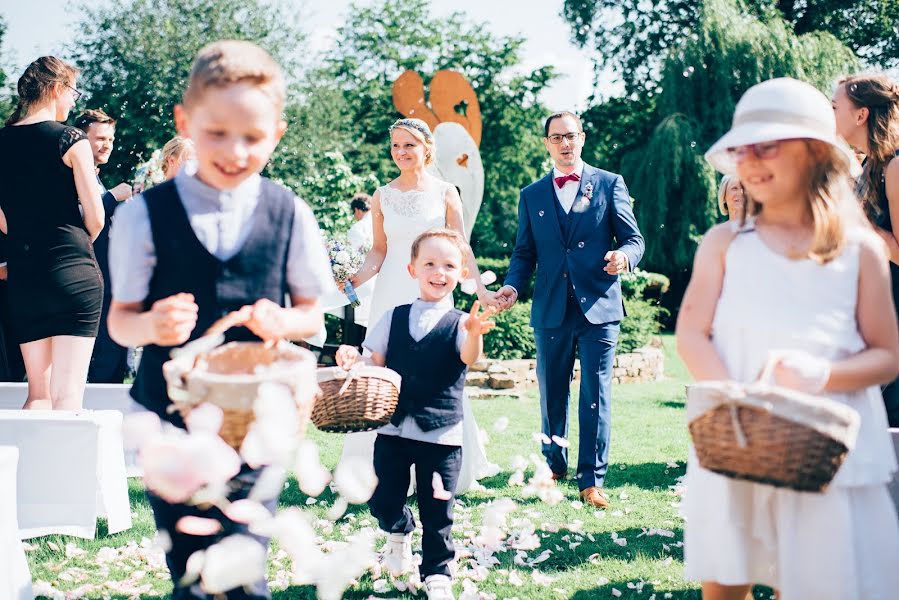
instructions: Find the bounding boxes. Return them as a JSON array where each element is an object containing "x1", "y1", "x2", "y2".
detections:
[{"x1": 686, "y1": 381, "x2": 861, "y2": 451}]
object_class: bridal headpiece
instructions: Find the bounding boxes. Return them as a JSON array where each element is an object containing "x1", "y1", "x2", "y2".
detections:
[{"x1": 389, "y1": 118, "x2": 434, "y2": 142}]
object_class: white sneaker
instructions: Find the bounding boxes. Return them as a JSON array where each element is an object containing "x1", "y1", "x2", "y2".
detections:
[
  {"x1": 424, "y1": 574, "x2": 455, "y2": 600},
  {"x1": 382, "y1": 532, "x2": 413, "y2": 576}
]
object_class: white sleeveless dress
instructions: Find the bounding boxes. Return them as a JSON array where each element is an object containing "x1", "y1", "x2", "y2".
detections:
[
  {"x1": 339, "y1": 180, "x2": 499, "y2": 493},
  {"x1": 682, "y1": 220, "x2": 899, "y2": 599}
]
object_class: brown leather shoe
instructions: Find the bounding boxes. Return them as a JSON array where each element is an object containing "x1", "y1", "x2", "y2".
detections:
[
  {"x1": 579, "y1": 486, "x2": 611, "y2": 508},
  {"x1": 551, "y1": 470, "x2": 567, "y2": 481}
]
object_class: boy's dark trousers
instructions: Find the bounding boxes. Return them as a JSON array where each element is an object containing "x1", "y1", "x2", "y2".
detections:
[
  {"x1": 147, "y1": 464, "x2": 277, "y2": 599},
  {"x1": 369, "y1": 434, "x2": 462, "y2": 578}
]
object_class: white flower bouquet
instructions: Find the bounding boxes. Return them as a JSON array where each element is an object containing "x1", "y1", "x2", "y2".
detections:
[
  {"x1": 133, "y1": 149, "x2": 166, "y2": 194},
  {"x1": 326, "y1": 238, "x2": 365, "y2": 307}
]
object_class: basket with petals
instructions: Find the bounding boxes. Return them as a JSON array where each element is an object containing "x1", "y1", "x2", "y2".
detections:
[
  {"x1": 163, "y1": 312, "x2": 318, "y2": 450},
  {"x1": 686, "y1": 364, "x2": 861, "y2": 492},
  {"x1": 313, "y1": 365, "x2": 401, "y2": 433}
]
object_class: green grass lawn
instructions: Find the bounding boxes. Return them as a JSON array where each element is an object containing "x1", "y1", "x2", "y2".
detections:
[{"x1": 24, "y1": 336, "x2": 774, "y2": 599}]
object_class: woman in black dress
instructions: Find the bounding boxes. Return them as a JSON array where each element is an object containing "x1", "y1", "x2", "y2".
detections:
[
  {"x1": 0, "y1": 57, "x2": 105, "y2": 409},
  {"x1": 833, "y1": 73, "x2": 899, "y2": 426}
]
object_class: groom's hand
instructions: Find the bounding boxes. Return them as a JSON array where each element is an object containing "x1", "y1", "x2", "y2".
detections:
[
  {"x1": 494, "y1": 286, "x2": 519, "y2": 311},
  {"x1": 604, "y1": 250, "x2": 629, "y2": 275}
]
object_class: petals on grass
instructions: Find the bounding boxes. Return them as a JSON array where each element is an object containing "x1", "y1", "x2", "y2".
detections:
[{"x1": 176, "y1": 516, "x2": 222, "y2": 536}]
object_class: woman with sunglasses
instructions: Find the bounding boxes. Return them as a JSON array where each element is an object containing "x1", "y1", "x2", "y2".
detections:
[
  {"x1": 677, "y1": 78, "x2": 899, "y2": 599},
  {"x1": 0, "y1": 57, "x2": 105, "y2": 409}
]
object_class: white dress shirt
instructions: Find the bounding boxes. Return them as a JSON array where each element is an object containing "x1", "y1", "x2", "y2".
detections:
[
  {"x1": 363, "y1": 296, "x2": 468, "y2": 446},
  {"x1": 552, "y1": 161, "x2": 585, "y2": 214}
]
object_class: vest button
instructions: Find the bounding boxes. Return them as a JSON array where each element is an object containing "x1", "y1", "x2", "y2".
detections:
[
  {"x1": 580, "y1": 297, "x2": 586, "y2": 303},
  {"x1": 578, "y1": 241, "x2": 585, "y2": 248}
]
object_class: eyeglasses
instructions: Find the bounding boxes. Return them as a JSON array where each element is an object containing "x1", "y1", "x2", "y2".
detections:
[
  {"x1": 65, "y1": 83, "x2": 83, "y2": 102},
  {"x1": 546, "y1": 132, "x2": 583, "y2": 144},
  {"x1": 726, "y1": 139, "x2": 797, "y2": 162}
]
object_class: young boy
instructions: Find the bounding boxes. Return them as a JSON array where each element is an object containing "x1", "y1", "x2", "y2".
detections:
[
  {"x1": 335, "y1": 228, "x2": 495, "y2": 600},
  {"x1": 107, "y1": 40, "x2": 334, "y2": 599}
]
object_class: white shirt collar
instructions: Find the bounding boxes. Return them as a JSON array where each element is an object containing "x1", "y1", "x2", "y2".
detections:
[
  {"x1": 413, "y1": 296, "x2": 454, "y2": 309},
  {"x1": 553, "y1": 161, "x2": 585, "y2": 181}
]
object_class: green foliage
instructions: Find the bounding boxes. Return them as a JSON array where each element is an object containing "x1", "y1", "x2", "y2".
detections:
[
  {"x1": 619, "y1": 296, "x2": 668, "y2": 353},
  {"x1": 283, "y1": 151, "x2": 379, "y2": 237},
  {"x1": 562, "y1": 0, "x2": 899, "y2": 97},
  {"x1": 621, "y1": 0, "x2": 858, "y2": 278},
  {"x1": 481, "y1": 300, "x2": 536, "y2": 360},
  {"x1": 320, "y1": 0, "x2": 553, "y2": 258},
  {"x1": 69, "y1": 0, "x2": 303, "y2": 184},
  {"x1": 620, "y1": 268, "x2": 671, "y2": 299}
]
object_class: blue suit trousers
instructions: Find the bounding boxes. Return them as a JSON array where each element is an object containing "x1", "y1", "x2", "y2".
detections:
[{"x1": 534, "y1": 294, "x2": 619, "y2": 490}]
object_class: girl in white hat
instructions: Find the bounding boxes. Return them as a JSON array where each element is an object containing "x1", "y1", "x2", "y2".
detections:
[{"x1": 676, "y1": 77, "x2": 899, "y2": 599}]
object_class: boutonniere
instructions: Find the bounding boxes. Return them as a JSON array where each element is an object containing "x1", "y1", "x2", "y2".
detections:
[{"x1": 572, "y1": 182, "x2": 593, "y2": 213}]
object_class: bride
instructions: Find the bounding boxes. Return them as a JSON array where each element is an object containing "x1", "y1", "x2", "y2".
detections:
[{"x1": 342, "y1": 118, "x2": 498, "y2": 493}]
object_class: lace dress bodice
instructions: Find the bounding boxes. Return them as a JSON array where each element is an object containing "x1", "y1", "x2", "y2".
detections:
[{"x1": 367, "y1": 181, "x2": 449, "y2": 330}]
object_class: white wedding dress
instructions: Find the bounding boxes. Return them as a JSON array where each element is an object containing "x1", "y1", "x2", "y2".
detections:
[{"x1": 340, "y1": 180, "x2": 499, "y2": 494}]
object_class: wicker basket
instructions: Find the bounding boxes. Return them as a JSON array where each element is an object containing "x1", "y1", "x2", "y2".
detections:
[
  {"x1": 313, "y1": 366, "x2": 401, "y2": 433},
  {"x1": 163, "y1": 339, "x2": 317, "y2": 450},
  {"x1": 686, "y1": 380, "x2": 861, "y2": 492}
]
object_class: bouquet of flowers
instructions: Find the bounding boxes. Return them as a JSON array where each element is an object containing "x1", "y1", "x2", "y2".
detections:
[
  {"x1": 133, "y1": 149, "x2": 166, "y2": 194},
  {"x1": 326, "y1": 238, "x2": 365, "y2": 307}
]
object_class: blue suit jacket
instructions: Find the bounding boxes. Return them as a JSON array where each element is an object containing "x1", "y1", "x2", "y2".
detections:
[{"x1": 505, "y1": 164, "x2": 644, "y2": 329}]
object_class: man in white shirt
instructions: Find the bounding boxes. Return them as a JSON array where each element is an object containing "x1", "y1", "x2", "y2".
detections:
[{"x1": 347, "y1": 192, "x2": 373, "y2": 252}]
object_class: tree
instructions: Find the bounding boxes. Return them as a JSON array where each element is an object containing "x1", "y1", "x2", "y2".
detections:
[
  {"x1": 69, "y1": 0, "x2": 304, "y2": 184},
  {"x1": 619, "y1": 0, "x2": 857, "y2": 288},
  {"x1": 0, "y1": 16, "x2": 14, "y2": 121},
  {"x1": 319, "y1": 0, "x2": 555, "y2": 257},
  {"x1": 562, "y1": 0, "x2": 899, "y2": 96}
]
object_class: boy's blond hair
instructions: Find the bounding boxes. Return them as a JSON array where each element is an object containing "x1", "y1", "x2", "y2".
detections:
[
  {"x1": 410, "y1": 228, "x2": 470, "y2": 263},
  {"x1": 183, "y1": 40, "x2": 285, "y2": 111}
]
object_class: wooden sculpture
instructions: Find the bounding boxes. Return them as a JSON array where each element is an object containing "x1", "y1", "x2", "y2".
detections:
[{"x1": 392, "y1": 70, "x2": 484, "y2": 240}]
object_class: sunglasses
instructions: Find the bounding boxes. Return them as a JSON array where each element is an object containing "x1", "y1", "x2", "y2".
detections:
[{"x1": 725, "y1": 139, "x2": 798, "y2": 162}]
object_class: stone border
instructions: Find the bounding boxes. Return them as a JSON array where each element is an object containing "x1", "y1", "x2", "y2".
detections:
[{"x1": 467, "y1": 337, "x2": 665, "y2": 396}]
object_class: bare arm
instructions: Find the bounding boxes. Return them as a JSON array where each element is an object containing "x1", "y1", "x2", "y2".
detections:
[
  {"x1": 882, "y1": 159, "x2": 899, "y2": 265},
  {"x1": 108, "y1": 293, "x2": 199, "y2": 348},
  {"x1": 675, "y1": 224, "x2": 734, "y2": 381},
  {"x1": 63, "y1": 139, "x2": 104, "y2": 240},
  {"x1": 444, "y1": 185, "x2": 488, "y2": 299},
  {"x1": 459, "y1": 301, "x2": 495, "y2": 366},
  {"x1": 351, "y1": 190, "x2": 387, "y2": 288},
  {"x1": 824, "y1": 235, "x2": 899, "y2": 391},
  {"x1": 334, "y1": 345, "x2": 385, "y2": 368},
  {"x1": 0, "y1": 206, "x2": 7, "y2": 234},
  {"x1": 242, "y1": 295, "x2": 324, "y2": 342}
]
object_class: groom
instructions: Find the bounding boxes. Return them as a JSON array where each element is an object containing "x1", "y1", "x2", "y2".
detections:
[{"x1": 493, "y1": 111, "x2": 644, "y2": 508}]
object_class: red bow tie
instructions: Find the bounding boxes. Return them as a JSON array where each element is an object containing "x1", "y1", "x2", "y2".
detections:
[{"x1": 554, "y1": 172, "x2": 580, "y2": 187}]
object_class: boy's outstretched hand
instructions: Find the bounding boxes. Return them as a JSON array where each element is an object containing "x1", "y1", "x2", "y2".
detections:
[{"x1": 464, "y1": 301, "x2": 497, "y2": 337}]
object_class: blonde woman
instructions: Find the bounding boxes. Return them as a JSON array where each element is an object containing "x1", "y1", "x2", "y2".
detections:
[
  {"x1": 717, "y1": 175, "x2": 745, "y2": 222},
  {"x1": 342, "y1": 118, "x2": 497, "y2": 494},
  {"x1": 677, "y1": 78, "x2": 899, "y2": 600},
  {"x1": 160, "y1": 135, "x2": 195, "y2": 180}
]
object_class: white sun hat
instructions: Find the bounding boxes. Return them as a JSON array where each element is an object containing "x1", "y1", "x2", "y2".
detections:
[{"x1": 705, "y1": 77, "x2": 859, "y2": 176}]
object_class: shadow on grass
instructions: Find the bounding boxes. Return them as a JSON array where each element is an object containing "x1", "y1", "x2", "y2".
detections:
[
  {"x1": 660, "y1": 399, "x2": 686, "y2": 409},
  {"x1": 571, "y1": 584, "x2": 775, "y2": 600},
  {"x1": 604, "y1": 461, "x2": 686, "y2": 491}
]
